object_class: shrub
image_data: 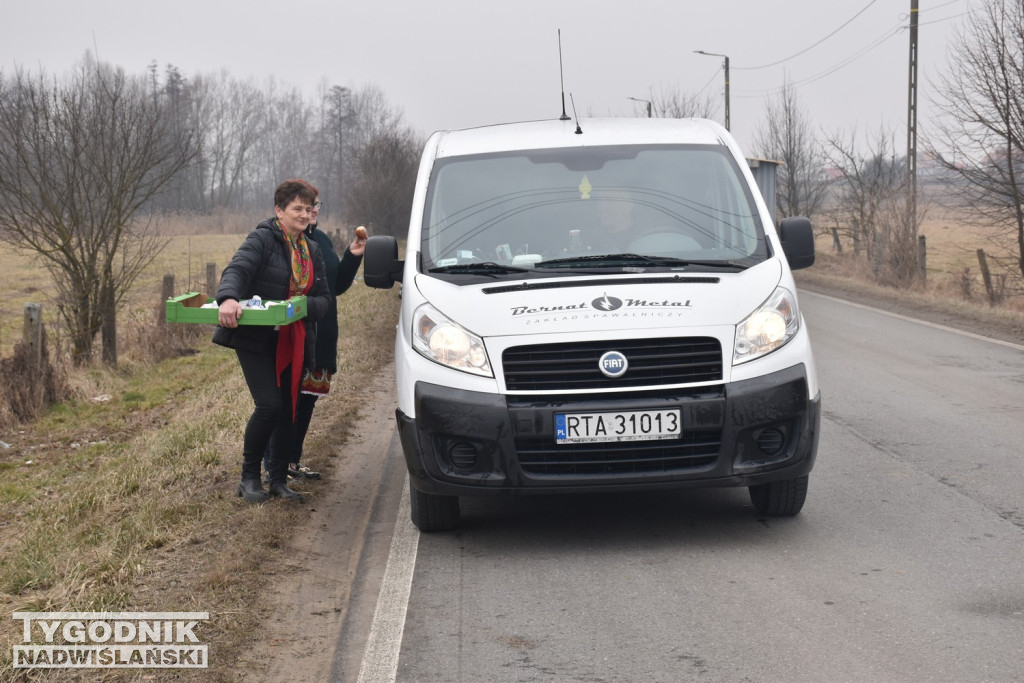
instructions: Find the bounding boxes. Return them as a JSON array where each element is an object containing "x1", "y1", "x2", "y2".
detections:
[{"x1": 0, "y1": 327, "x2": 73, "y2": 428}]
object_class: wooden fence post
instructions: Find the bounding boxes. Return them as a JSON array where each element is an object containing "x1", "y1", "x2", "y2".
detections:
[
  {"x1": 206, "y1": 263, "x2": 217, "y2": 298},
  {"x1": 918, "y1": 235, "x2": 927, "y2": 282},
  {"x1": 23, "y1": 303, "x2": 43, "y2": 407},
  {"x1": 161, "y1": 274, "x2": 175, "y2": 323},
  {"x1": 23, "y1": 303, "x2": 43, "y2": 373},
  {"x1": 977, "y1": 249, "x2": 995, "y2": 305}
]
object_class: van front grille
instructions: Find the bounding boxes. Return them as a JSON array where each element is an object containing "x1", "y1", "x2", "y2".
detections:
[
  {"x1": 515, "y1": 432, "x2": 721, "y2": 476},
  {"x1": 502, "y1": 337, "x2": 722, "y2": 391}
]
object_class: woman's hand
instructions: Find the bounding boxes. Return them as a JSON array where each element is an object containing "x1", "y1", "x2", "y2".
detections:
[
  {"x1": 350, "y1": 225, "x2": 368, "y2": 256},
  {"x1": 218, "y1": 299, "x2": 243, "y2": 328}
]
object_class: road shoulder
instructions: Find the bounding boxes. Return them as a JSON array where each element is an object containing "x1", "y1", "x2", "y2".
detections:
[{"x1": 235, "y1": 364, "x2": 402, "y2": 681}]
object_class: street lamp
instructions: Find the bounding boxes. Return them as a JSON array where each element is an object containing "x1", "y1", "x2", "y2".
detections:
[
  {"x1": 694, "y1": 50, "x2": 730, "y2": 131},
  {"x1": 627, "y1": 96, "x2": 653, "y2": 118}
]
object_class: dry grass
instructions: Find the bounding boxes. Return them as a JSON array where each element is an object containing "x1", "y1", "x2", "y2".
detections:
[
  {"x1": 797, "y1": 252, "x2": 1024, "y2": 327},
  {"x1": 813, "y1": 200, "x2": 1024, "y2": 311},
  {"x1": 0, "y1": 221, "x2": 400, "y2": 681},
  {"x1": 0, "y1": 235, "x2": 243, "y2": 361}
]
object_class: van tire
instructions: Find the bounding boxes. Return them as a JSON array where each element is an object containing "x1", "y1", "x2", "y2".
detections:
[
  {"x1": 409, "y1": 481, "x2": 460, "y2": 532},
  {"x1": 749, "y1": 475, "x2": 808, "y2": 516}
]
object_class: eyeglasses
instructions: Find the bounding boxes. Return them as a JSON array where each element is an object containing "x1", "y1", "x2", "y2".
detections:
[{"x1": 312, "y1": 201, "x2": 322, "y2": 210}]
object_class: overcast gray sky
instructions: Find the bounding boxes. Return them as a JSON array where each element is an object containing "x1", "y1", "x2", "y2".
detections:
[{"x1": 3, "y1": 0, "x2": 975, "y2": 153}]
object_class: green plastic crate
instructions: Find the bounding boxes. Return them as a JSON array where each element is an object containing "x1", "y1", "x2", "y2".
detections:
[{"x1": 165, "y1": 292, "x2": 307, "y2": 326}]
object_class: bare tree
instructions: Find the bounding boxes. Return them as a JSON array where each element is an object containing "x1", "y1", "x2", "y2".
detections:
[
  {"x1": 3, "y1": 58, "x2": 423, "y2": 237},
  {"x1": 825, "y1": 127, "x2": 923, "y2": 285},
  {"x1": 313, "y1": 84, "x2": 353, "y2": 221},
  {"x1": 254, "y1": 78, "x2": 314, "y2": 194},
  {"x1": 754, "y1": 81, "x2": 829, "y2": 223},
  {"x1": 644, "y1": 85, "x2": 718, "y2": 119},
  {"x1": 347, "y1": 85, "x2": 408, "y2": 146},
  {"x1": 927, "y1": 0, "x2": 1024, "y2": 281},
  {"x1": 209, "y1": 75, "x2": 267, "y2": 209},
  {"x1": 346, "y1": 127, "x2": 421, "y2": 237},
  {"x1": 0, "y1": 57, "x2": 196, "y2": 365}
]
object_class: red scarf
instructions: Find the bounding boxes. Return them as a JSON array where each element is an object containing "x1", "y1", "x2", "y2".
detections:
[{"x1": 275, "y1": 223, "x2": 313, "y2": 420}]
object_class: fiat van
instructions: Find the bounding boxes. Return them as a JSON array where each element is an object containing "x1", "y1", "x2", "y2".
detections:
[{"x1": 364, "y1": 118, "x2": 820, "y2": 531}]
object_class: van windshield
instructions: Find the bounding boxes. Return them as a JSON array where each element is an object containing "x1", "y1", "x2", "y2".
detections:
[{"x1": 422, "y1": 145, "x2": 769, "y2": 277}]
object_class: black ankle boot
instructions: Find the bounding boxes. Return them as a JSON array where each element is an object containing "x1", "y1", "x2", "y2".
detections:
[
  {"x1": 237, "y1": 477, "x2": 269, "y2": 503},
  {"x1": 268, "y1": 480, "x2": 304, "y2": 502}
]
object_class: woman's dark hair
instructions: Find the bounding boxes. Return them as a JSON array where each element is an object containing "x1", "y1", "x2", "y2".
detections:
[{"x1": 274, "y1": 179, "x2": 317, "y2": 209}]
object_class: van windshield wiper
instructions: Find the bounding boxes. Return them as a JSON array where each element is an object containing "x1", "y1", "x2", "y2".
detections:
[
  {"x1": 535, "y1": 253, "x2": 749, "y2": 271},
  {"x1": 428, "y1": 262, "x2": 531, "y2": 276}
]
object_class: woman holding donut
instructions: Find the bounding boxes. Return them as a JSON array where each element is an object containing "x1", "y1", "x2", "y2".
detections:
[{"x1": 267, "y1": 185, "x2": 368, "y2": 482}]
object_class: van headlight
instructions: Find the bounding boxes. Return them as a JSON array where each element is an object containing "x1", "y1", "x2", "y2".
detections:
[
  {"x1": 412, "y1": 303, "x2": 493, "y2": 377},
  {"x1": 733, "y1": 287, "x2": 800, "y2": 364}
]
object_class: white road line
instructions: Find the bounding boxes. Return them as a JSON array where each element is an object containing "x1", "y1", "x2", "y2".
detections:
[
  {"x1": 357, "y1": 475, "x2": 420, "y2": 683},
  {"x1": 802, "y1": 290, "x2": 1024, "y2": 351}
]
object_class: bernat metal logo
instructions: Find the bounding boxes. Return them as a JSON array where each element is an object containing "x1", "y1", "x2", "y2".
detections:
[
  {"x1": 508, "y1": 292, "x2": 693, "y2": 321},
  {"x1": 592, "y1": 294, "x2": 622, "y2": 311},
  {"x1": 599, "y1": 351, "x2": 628, "y2": 378}
]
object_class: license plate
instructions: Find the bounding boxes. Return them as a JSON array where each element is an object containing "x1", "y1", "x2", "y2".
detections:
[{"x1": 554, "y1": 409, "x2": 682, "y2": 444}]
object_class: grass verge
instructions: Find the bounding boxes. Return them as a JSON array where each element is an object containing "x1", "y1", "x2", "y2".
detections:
[{"x1": 796, "y1": 251, "x2": 1024, "y2": 343}]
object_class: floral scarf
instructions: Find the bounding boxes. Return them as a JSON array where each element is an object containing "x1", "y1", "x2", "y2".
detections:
[{"x1": 282, "y1": 224, "x2": 312, "y2": 297}]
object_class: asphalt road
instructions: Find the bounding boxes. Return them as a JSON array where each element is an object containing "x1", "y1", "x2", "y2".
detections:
[{"x1": 346, "y1": 289, "x2": 1024, "y2": 683}]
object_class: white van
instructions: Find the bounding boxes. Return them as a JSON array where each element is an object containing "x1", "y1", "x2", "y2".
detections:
[{"x1": 364, "y1": 118, "x2": 820, "y2": 531}]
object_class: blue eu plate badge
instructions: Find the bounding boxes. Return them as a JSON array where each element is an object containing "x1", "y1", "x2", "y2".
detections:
[{"x1": 554, "y1": 414, "x2": 567, "y2": 440}]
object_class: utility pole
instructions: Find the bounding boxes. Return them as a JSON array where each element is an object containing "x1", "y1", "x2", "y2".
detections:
[
  {"x1": 723, "y1": 55, "x2": 730, "y2": 132},
  {"x1": 694, "y1": 51, "x2": 730, "y2": 131},
  {"x1": 907, "y1": 0, "x2": 919, "y2": 270}
]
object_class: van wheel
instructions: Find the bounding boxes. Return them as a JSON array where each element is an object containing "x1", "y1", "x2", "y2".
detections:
[
  {"x1": 749, "y1": 475, "x2": 808, "y2": 516},
  {"x1": 409, "y1": 481, "x2": 460, "y2": 532}
]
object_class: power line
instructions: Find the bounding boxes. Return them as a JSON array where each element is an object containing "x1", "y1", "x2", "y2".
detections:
[
  {"x1": 734, "y1": 0, "x2": 878, "y2": 71},
  {"x1": 727, "y1": 0, "x2": 969, "y2": 96},
  {"x1": 733, "y1": 5, "x2": 970, "y2": 101},
  {"x1": 692, "y1": 69, "x2": 722, "y2": 98},
  {"x1": 733, "y1": 21, "x2": 904, "y2": 99},
  {"x1": 917, "y1": 11, "x2": 971, "y2": 28},
  {"x1": 921, "y1": 0, "x2": 962, "y2": 12}
]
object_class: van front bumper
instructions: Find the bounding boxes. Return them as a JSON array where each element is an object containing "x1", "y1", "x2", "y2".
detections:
[{"x1": 397, "y1": 364, "x2": 820, "y2": 496}]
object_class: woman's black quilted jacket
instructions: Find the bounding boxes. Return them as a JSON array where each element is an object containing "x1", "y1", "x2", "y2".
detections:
[{"x1": 212, "y1": 218, "x2": 331, "y2": 369}]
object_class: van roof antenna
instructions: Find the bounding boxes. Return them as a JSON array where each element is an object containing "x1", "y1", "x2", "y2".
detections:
[
  {"x1": 570, "y1": 94, "x2": 583, "y2": 134},
  {"x1": 558, "y1": 29, "x2": 570, "y2": 121}
]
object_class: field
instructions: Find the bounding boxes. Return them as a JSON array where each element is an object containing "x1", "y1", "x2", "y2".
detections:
[
  {"x1": 803, "y1": 197, "x2": 1024, "y2": 311},
  {"x1": 0, "y1": 236, "x2": 243, "y2": 360}
]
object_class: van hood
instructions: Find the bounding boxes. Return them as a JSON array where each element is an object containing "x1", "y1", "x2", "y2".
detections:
[{"x1": 413, "y1": 260, "x2": 784, "y2": 337}]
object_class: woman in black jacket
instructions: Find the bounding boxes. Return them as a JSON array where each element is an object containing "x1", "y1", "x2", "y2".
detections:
[
  {"x1": 213, "y1": 179, "x2": 331, "y2": 503},
  {"x1": 263, "y1": 186, "x2": 366, "y2": 481}
]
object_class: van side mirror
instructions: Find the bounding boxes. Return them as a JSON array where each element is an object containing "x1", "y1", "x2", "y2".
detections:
[
  {"x1": 363, "y1": 235, "x2": 404, "y2": 288},
  {"x1": 778, "y1": 217, "x2": 815, "y2": 270}
]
